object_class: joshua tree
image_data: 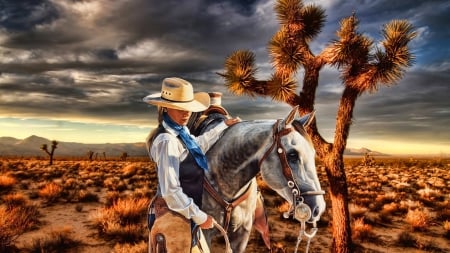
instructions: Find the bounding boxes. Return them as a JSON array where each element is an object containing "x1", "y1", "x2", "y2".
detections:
[
  {"x1": 40, "y1": 140, "x2": 58, "y2": 165},
  {"x1": 120, "y1": 152, "x2": 128, "y2": 161},
  {"x1": 87, "y1": 150, "x2": 94, "y2": 161},
  {"x1": 220, "y1": 0, "x2": 416, "y2": 252}
]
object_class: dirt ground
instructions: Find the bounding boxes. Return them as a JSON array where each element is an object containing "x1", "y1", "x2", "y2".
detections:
[{"x1": 2, "y1": 157, "x2": 449, "y2": 252}]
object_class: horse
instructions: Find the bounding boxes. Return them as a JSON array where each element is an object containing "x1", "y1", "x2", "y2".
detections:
[{"x1": 189, "y1": 106, "x2": 326, "y2": 253}]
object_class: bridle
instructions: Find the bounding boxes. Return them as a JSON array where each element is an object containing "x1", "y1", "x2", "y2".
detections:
[
  {"x1": 258, "y1": 119, "x2": 325, "y2": 253},
  {"x1": 258, "y1": 119, "x2": 325, "y2": 199}
]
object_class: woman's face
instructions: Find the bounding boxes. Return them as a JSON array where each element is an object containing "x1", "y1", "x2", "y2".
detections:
[{"x1": 166, "y1": 108, "x2": 192, "y2": 126}]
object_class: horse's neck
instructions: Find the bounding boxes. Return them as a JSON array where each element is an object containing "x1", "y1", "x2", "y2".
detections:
[{"x1": 208, "y1": 121, "x2": 274, "y2": 199}]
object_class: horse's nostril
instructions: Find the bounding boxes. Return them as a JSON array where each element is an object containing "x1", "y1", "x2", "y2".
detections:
[{"x1": 312, "y1": 206, "x2": 320, "y2": 218}]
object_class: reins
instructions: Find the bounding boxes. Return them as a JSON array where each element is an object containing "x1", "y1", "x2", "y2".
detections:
[{"x1": 203, "y1": 177, "x2": 253, "y2": 232}]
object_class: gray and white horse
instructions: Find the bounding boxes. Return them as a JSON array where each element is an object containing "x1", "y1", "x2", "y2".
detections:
[{"x1": 191, "y1": 106, "x2": 326, "y2": 253}]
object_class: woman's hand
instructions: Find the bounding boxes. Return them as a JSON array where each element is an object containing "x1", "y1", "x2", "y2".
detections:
[
  {"x1": 199, "y1": 215, "x2": 214, "y2": 229},
  {"x1": 225, "y1": 117, "x2": 240, "y2": 126}
]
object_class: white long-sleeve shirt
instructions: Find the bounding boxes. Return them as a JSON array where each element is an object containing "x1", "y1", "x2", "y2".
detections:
[{"x1": 148, "y1": 120, "x2": 228, "y2": 225}]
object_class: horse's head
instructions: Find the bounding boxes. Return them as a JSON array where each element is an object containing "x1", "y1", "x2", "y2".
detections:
[{"x1": 259, "y1": 106, "x2": 326, "y2": 224}]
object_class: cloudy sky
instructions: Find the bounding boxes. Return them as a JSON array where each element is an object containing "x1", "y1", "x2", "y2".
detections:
[{"x1": 0, "y1": 0, "x2": 448, "y2": 155}]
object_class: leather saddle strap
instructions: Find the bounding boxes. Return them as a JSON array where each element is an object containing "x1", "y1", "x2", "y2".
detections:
[{"x1": 203, "y1": 177, "x2": 252, "y2": 231}]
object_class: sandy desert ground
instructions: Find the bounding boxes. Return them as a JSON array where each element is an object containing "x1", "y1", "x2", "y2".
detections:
[{"x1": 1, "y1": 156, "x2": 449, "y2": 252}]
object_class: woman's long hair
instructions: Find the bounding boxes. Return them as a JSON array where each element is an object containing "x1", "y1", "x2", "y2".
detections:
[{"x1": 145, "y1": 106, "x2": 165, "y2": 157}]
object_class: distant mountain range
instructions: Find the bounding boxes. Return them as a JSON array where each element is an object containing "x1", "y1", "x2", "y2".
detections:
[
  {"x1": 0, "y1": 135, "x2": 387, "y2": 158},
  {"x1": 0, "y1": 135, "x2": 148, "y2": 157}
]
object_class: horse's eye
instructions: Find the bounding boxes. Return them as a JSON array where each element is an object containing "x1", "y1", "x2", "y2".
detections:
[{"x1": 287, "y1": 150, "x2": 299, "y2": 162}]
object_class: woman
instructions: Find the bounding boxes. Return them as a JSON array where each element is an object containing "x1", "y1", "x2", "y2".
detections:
[{"x1": 143, "y1": 77, "x2": 239, "y2": 253}]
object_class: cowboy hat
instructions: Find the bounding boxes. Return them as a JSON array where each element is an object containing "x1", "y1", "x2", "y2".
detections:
[{"x1": 143, "y1": 77, "x2": 210, "y2": 112}]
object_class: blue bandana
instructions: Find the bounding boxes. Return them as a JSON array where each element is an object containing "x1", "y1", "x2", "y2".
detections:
[{"x1": 163, "y1": 112, "x2": 208, "y2": 171}]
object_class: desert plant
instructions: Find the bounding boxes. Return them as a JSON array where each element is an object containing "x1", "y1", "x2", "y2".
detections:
[
  {"x1": 405, "y1": 208, "x2": 430, "y2": 231},
  {"x1": 92, "y1": 197, "x2": 150, "y2": 242},
  {"x1": 349, "y1": 204, "x2": 368, "y2": 219},
  {"x1": 443, "y1": 220, "x2": 450, "y2": 239},
  {"x1": 2, "y1": 192, "x2": 28, "y2": 207},
  {"x1": 40, "y1": 140, "x2": 58, "y2": 165},
  {"x1": 120, "y1": 152, "x2": 128, "y2": 161},
  {"x1": 351, "y1": 218, "x2": 376, "y2": 242},
  {"x1": 28, "y1": 226, "x2": 80, "y2": 253},
  {"x1": 77, "y1": 189, "x2": 99, "y2": 202},
  {"x1": 396, "y1": 231, "x2": 417, "y2": 248},
  {"x1": 112, "y1": 241, "x2": 148, "y2": 253},
  {"x1": 220, "y1": 0, "x2": 416, "y2": 250},
  {"x1": 87, "y1": 150, "x2": 94, "y2": 161},
  {"x1": 38, "y1": 182, "x2": 63, "y2": 204},
  {"x1": 0, "y1": 205, "x2": 39, "y2": 251},
  {"x1": 0, "y1": 174, "x2": 16, "y2": 191}
]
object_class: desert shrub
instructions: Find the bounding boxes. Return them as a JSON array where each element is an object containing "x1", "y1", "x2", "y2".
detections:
[
  {"x1": 112, "y1": 241, "x2": 148, "y2": 253},
  {"x1": 405, "y1": 208, "x2": 430, "y2": 231},
  {"x1": 271, "y1": 242, "x2": 288, "y2": 253},
  {"x1": 38, "y1": 182, "x2": 63, "y2": 203},
  {"x1": 380, "y1": 202, "x2": 401, "y2": 215},
  {"x1": 77, "y1": 189, "x2": 99, "y2": 202},
  {"x1": 396, "y1": 231, "x2": 417, "y2": 248},
  {"x1": 2, "y1": 192, "x2": 28, "y2": 207},
  {"x1": 0, "y1": 175, "x2": 16, "y2": 191},
  {"x1": 122, "y1": 164, "x2": 138, "y2": 178},
  {"x1": 0, "y1": 205, "x2": 39, "y2": 251},
  {"x1": 444, "y1": 220, "x2": 450, "y2": 239},
  {"x1": 92, "y1": 197, "x2": 150, "y2": 242},
  {"x1": 111, "y1": 197, "x2": 150, "y2": 224},
  {"x1": 351, "y1": 217, "x2": 376, "y2": 242},
  {"x1": 349, "y1": 204, "x2": 368, "y2": 219},
  {"x1": 28, "y1": 226, "x2": 80, "y2": 253},
  {"x1": 105, "y1": 191, "x2": 121, "y2": 206}
]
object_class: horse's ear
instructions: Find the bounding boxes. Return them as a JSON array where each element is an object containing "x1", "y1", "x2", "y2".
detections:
[
  {"x1": 284, "y1": 105, "x2": 299, "y2": 126},
  {"x1": 298, "y1": 110, "x2": 316, "y2": 127}
]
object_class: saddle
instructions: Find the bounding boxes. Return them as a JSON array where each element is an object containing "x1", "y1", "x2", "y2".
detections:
[{"x1": 189, "y1": 104, "x2": 272, "y2": 250}]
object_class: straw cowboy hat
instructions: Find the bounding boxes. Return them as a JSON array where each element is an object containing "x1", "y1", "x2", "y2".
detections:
[{"x1": 143, "y1": 77, "x2": 210, "y2": 112}]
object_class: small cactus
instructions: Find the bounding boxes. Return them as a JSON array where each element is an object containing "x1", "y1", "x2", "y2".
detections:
[{"x1": 40, "y1": 140, "x2": 58, "y2": 165}]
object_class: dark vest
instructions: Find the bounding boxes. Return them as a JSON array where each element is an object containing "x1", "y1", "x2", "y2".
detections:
[{"x1": 152, "y1": 125, "x2": 205, "y2": 207}]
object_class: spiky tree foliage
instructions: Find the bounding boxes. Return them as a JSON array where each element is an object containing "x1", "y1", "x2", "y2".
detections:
[
  {"x1": 220, "y1": 0, "x2": 415, "y2": 252},
  {"x1": 40, "y1": 140, "x2": 58, "y2": 165}
]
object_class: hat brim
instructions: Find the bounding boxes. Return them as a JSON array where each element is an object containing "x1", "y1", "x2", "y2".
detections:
[{"x1": 143, "y1": 92, "x2": 210, "y2": 112}]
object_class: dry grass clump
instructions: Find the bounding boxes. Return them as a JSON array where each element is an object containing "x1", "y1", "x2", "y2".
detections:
[
  {"x1": 77, "y1": 189, "x2": 99, "y2": 202},
  {"x1": 112, "y1": 241, "x2": 148, "y2": 253},
  {"x1": 38, "y1": 182, "x2": 63, "y2": 204},
  {"x1": 92, "y1": 196, "x2": 150, "y2": 242},
  {"x1": 0, "y1": 205, "x2": 39, "y2": 251},
  {"x1": 122, "y1": 164, "x2": 138, "y2": 178},
  {"x1": 271, "y1": 242, "x2": 288, "y2": 253},
  {"x1": 405, "y1": 208, "x2": 430, "y2": 231},
  {"x1": 443, "y1": 220, "x2": 450, "y2": 239},
  {"x1": 0, "y1": 174, "x2": 16, "y2": 191},
  {"x1": 28, "y1": 226, "x2": 80, "y2": 253},
  {"x1": 396, "y1": 231, "x2": 417, "y2": 248},
  {"x1": 2, "y1": 192, "x2": 28, "y2": 207},
  {"x1": 349, "y1": 204, "x2": 368, "y2": 219},
  {"x1": 351, "y1": 218, "x2": 376, "y2": 242}
]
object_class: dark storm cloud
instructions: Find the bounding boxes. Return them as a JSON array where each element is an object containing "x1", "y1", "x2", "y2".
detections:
[{"x1": 0, "y1": 0, "x2": 448, "y2": 151}]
